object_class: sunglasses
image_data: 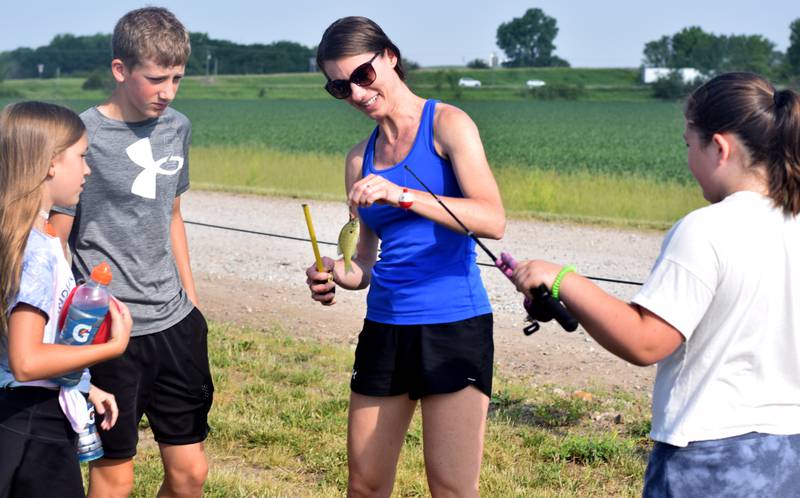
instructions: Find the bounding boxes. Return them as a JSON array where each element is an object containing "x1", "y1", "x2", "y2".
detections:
[{"x1": 324, "y1": 52, "x2": 381, "y2": 99}]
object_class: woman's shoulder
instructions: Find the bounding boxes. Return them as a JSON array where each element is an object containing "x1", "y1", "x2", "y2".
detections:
[
  {"x1": 432, "y1": 102, "x2": 479, "y2": 150},
  {"x1": 433, "y1": 101, "x2": 472, "y2": 126}
]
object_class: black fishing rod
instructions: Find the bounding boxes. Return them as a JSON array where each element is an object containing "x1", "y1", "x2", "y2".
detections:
[{"x1": 403, "y1": 165, "x2": 578, "y2": 335}]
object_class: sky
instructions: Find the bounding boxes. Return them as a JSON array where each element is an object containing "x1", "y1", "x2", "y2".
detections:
[{"x1": 1, "y1": 0, "x2": 798, "y2": 68}]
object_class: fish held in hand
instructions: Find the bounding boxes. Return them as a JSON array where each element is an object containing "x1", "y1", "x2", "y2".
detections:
[{"x1": 338, "y1": 218, "x2": 360, "y2": 273}]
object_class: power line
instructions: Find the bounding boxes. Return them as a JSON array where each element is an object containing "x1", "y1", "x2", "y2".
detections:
[{"x1": 185, "y1": 220, "x2": 644, "y2": 286}]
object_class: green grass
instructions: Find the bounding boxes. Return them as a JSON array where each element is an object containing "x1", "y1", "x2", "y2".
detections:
[
  {"x1": 189, "y1": 145, "x2": 704, "y2": 227},
  {"x1": 90, "y1": 322, "x2": 651, "y2": 497},
  {"x1": 181, "y1": 99, "x2": 692, "y2": 185}
]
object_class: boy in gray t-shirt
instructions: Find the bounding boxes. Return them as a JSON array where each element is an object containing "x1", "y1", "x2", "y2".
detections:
[{"x1": 51, "y1": 7, "x2": 212, "y2": 497}]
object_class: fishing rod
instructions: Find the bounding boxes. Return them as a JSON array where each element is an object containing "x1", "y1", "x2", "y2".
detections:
[{"x1": 403, "y1": 165, "x2": 578, "y2": 335}]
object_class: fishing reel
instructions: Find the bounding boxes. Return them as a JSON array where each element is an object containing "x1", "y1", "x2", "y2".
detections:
[
  {"x1": 521, "y1": 284, "x2": 578, "y2": 335},
  {"x1": 496, "y1": 252, "x2": 579, "y2": 336}
]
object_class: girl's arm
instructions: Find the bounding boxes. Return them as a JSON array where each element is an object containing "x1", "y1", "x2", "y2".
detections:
[
  {"x1": 170, "y1": 196, "x2": 200, "y2": 307},
  {"x1": 348, "y1": 104, "x2": 506, "y2": 239},
  {"x1": 513, "y1": 260, "x2": 684, "y2": 366},
  {"x1": 7, "y1": 300, "x2": 132, "y2": 382}
]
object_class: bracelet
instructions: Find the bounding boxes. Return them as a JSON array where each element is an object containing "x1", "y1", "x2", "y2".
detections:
[{"x1": 551, "y1": 265, "x2": 576, "y2": 300}]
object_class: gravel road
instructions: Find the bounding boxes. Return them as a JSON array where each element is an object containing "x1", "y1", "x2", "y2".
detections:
[{"x1": 182, "y1": 190, "x2": 667, "y2": 393}]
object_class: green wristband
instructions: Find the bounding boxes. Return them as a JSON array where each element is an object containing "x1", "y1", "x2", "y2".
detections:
[{"x1": 551, "y1": 265, "x2": 576, "y2": 300}]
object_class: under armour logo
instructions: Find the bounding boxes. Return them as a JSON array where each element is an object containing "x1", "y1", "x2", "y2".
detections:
[{"x1": 126, "y1": 138, "x2": 184, "y2": 199}]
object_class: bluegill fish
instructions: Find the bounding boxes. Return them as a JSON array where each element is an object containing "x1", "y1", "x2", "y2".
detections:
[{"x1": 338, "y1": 218, "x2": 360, "y2": 273}]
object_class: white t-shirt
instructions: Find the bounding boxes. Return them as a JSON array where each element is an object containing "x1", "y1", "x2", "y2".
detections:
[
  {"x1": 632, "y1": 191, "x2": 800, "y2": 447},
  {"x1": 1, "y1": 229, "x2": 76, "y2": 388}
]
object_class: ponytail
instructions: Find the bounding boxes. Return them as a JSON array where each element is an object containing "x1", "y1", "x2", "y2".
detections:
[
  {"x1": 685, "y1": 72, "x2": 800, "y2": 216},
  {"x1": 771, "y1": 89, "x2": 800, "y2": 216}
]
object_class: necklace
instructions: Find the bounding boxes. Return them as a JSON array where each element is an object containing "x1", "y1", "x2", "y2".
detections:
[{"x1": 38, "y1": 209, "x2": 50, "y2": 221}]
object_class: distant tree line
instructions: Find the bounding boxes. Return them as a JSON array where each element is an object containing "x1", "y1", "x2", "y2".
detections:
[
  {"x1": 489, "y1": 8, "x2": 800, "y2": 80},
  {"x1": 0, "y1": 32, "x2": 315, "y2": 79},
  {"x1": 643, "y1": 20, "x2": 800, "y2": 79}
]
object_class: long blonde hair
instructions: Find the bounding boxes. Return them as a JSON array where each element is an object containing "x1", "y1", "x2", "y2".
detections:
[{"x1": 0, "y1": 101, "x2": 85, "y2": 340}]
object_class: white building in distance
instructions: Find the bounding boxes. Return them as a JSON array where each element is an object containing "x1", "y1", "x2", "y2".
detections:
[{"x1": 642, "y1": 67, "x2": 702, "y2": 84}]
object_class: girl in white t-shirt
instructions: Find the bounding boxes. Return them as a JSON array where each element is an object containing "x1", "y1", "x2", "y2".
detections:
[
  {"x1": 0, "y1": 102, "x2": 133, "y2": 497},
  {"x1": 510, "y1": 72, "x2": 800, "y2": 497}
]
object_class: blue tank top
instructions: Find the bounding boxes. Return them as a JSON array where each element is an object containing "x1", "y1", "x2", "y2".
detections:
[{"x1": 358, "y1": 99, "x2": 492, "y2": 325}]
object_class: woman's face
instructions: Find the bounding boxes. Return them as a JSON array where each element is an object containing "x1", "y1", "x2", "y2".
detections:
[{"x1": 323, "y1": 50, "x2": 397, "y2": 118}]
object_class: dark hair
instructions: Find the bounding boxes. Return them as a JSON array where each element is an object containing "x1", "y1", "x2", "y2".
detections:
[
  {"x1": 316, "y1": 16, "x2": 406, "y2": 81},
  {"x1": 686, "y1": 72, "x2": 800, "y2": 215},
  {"x1": 113, "y1": 7, "x2": 191, "y2": 68}
]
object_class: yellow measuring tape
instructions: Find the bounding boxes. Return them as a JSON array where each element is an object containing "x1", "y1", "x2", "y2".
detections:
[{"x1": 301, "y1": 204, "x2": 324, "y2": 272}]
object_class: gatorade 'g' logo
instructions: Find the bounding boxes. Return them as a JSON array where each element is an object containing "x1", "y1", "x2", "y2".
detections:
[{"x1": 72, "y1": 324, "x2": 92, "y2": 344}]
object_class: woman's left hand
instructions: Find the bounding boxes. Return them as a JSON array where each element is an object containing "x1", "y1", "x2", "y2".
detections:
[
  {"x1": 348, "y1": 173, "x2": 402, "y2": 208},
  {"x1": 88, "y1": 384, "x2": 118, "y2": 431}
]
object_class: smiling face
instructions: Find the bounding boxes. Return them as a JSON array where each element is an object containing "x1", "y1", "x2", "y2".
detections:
[
  {"x1": 49, "y1": 133, "x2": 90, "y2": 207},
  {"x1": 112, "y1": 58, "x2": 185, "y2": 121},
  {"x1": 322, "y1": 50, "x2": 398, "y2": 118}
]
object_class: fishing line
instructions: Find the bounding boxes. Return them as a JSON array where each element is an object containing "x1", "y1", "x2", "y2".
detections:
[{"x1": 183, "y1": 221, "x2": 643, "y2": 286}]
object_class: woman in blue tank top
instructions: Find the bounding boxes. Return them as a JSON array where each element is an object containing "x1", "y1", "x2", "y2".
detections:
[{"x1": 305, "y1": 17, "x2": 505, "y2": 497}]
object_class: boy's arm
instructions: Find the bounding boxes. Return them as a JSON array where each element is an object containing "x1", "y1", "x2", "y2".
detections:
[
  {"x1": 48, "y1": 212, "x2": 74, "y2": 259},
  {"x1": 170, "y1": 196, "x2": 199, "y2": 307}
]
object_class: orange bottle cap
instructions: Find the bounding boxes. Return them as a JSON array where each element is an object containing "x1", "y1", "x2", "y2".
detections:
[{"x1": 91, "y1": 262, "x2": 113, "y2": 285}]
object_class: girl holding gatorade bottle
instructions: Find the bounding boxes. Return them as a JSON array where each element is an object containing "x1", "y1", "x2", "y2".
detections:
[
  {"x1": 0, "y1": 102, "x2": 132, "y2": 497},
  {"x1": 510, "y1": 72, "x2": 800, "y2": 496}
]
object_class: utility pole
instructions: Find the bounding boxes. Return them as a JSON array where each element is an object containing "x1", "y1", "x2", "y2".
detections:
[{"x1": 205, "y1": 48, "x2": 211, "y2": 82}]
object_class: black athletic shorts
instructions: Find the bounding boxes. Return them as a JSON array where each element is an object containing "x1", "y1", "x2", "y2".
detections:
[
  {"x1": 89, "y1": 307, "x2": 214, "y2": 459},
  {"x1": 351, "y1": 313, "x2": 493, "y2": 400},
  {"x1": 0, "y1": 387, "x2": 85, "y2": 498}
]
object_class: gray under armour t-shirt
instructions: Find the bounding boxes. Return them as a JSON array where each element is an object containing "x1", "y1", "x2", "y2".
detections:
[{"x1": 54, "y1": 106, "x2": 194, "y2": 336}]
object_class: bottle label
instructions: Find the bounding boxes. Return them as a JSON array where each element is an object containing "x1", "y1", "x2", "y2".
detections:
[
  {"x1": 59, "y1": 306, "x2": 107, "y2": 345},
  {"x1": 77, "y1": 402, "x2": 104, "y2": 462}
]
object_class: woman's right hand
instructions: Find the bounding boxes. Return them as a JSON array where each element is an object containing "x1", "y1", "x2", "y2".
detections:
[
  {"x1": 106, "y1": 297, "x2": 132, "y2": 355},
  {"x1": 306, "y1": 256, "x2": 336, "y2": 306}
]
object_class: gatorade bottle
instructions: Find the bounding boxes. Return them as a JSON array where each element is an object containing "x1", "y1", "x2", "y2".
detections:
[
  {"x1": 52, "y1": 262, "x2": 113, "y2": 387},
  {"x1": 76, "y1": 399, "x2": 104, "y2": 462}
]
